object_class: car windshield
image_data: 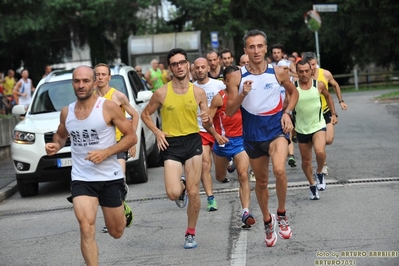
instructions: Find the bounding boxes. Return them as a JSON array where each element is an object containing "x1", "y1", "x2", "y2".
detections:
[{"x1": 30, "y1": 76, "x2": 128, "y2": 114}]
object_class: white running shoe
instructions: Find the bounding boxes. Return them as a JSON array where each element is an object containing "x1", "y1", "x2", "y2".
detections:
[
  {"x1": 315, "y1": 171, "x2": 326, "y2": 191},
  {"x1": 322, "y1": 164, "x2": 329, "y2": 175},
  {"x1": 309, "y1": 185, "x2": 320, "y2": 200},
  {"x1": 249, "y1": 170, "x2": 256, "y2": 182}
]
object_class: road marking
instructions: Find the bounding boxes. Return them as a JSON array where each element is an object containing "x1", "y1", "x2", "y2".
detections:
[{"x1": 230, "y1": 227, "x2": 247, "y2": 266}]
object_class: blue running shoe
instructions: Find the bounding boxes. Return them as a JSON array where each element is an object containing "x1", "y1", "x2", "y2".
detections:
[{"x1": 184, "y1": 234, "x2": 198, "y2": 249}]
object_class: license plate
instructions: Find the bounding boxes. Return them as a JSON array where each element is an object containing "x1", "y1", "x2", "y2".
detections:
[{"x1": 57, "y1": 158, "x2": 72, "y2": 168}]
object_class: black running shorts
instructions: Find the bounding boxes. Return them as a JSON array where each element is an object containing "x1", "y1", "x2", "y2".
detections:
[
  {"x1": 70, "y1": 178, "x2": 124, "y2": 207},
  {"x1": 244, "y1": 134, "x2": 289, "y2": 159},
  {"x1": 296, "y1": 128, "x2": 326, "y2": 144},
  {"x1": 161, "y1": 133, "x2": 202, "y2": 164}
]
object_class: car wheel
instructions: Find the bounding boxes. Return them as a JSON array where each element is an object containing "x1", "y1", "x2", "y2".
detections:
[
  {"x1": 128, "y1": 137, "x2": 148, "y2": 184},
  {"x1": 17, "y1": 178, "x2": 39, "y2": 197}
]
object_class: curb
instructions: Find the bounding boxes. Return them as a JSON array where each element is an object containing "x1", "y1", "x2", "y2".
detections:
[{"x1": 0, "y1": 181, "x2": 17, "y2": 203}]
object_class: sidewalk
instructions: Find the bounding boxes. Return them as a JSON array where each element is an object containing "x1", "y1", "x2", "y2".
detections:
[{"x1": 0, "y1": 156, "x2": 17, "y2": 202}]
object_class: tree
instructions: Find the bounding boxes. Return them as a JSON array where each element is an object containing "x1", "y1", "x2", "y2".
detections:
[{"x1": 0, "y1": 0, "x2": 150, "y2": 83}]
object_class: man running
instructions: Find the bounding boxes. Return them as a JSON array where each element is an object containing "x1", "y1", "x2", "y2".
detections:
[
  {"x1": 141, "y1": 48, "x2": 212, "y2": 249},
  {"x1": 226, "y1": 29, "x2": 298, "y2": 247}
]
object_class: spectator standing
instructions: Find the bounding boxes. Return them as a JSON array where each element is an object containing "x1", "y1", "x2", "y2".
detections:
[
  {"x1": 145, "y1": 59, "x2": 164, "y2": 92},
  {"x1": 13, "y1": 69, "x2": 35, "y2": 109}
]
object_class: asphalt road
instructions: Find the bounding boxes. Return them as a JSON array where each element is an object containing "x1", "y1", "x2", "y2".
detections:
[{"x1": 0, "y1": 89, "x2": 398, "y2": 266}]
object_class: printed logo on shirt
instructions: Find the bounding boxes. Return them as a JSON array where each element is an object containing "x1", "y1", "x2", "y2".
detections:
[
  {"x1": 70, "y1": 129, "x2": 99, "y2": 146},
  {"x1": 264, "y1": 83, "x2": 274, "y2": 90}
]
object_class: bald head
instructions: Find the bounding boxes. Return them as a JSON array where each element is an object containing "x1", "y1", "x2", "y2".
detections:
[
  {"x1": 239, "y1": 54, "x2": 249, "y2": 67},
  {"x1": 73, "y1": 66, "x2": 96, "y2": 81},
  {"x1": 193, "y1": 57, "x2": 209, "y2": 83}
]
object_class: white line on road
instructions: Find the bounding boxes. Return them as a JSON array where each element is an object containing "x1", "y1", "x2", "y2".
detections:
[{"x1": 230, "y1": 229, "x2": 247, "y2": 266}]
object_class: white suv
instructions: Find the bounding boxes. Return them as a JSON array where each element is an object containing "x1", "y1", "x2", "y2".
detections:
[{"x1": 11, "y1": 64, "x2": 160, "y2": 197}]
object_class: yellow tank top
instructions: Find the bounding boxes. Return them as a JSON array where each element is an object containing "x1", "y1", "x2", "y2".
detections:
[
  {"x1": 317, "y1": 68, "x2": 329, "y2": 113},
  {"x1": 161, "y1": 82, "x2": 199, "y2": 137},
  {"x1": 3, "y1": 76, "x2": 15, "y2": 95},
  {"x1": 95, "y1": 87, "x2": 125, "y2": 141}
]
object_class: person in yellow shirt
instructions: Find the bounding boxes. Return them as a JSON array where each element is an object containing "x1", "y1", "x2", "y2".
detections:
[
  {"x1": 141, "y1": 48, "x2": 212, "y2": 249},
  {"x1": 159, "y1": 62, "x2": 171, "y2": 84},
  {"x1": 2, "y1": 69, "x2": 16, "y2": 96}
]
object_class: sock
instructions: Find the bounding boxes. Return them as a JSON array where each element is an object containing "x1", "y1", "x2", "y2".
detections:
[
  {"x1": 264, "y1": 213, "x2": 272, "y2": 225},
  {"x1": 185, "y1": 227, "x2": 196, "y2": 236},
  {"x1": 277, "y1": 209, "x2": 286, "y2": 217},
  {"x1": 207, "y1": 195, "x2": 214, "y2": 201},
  {"x1": 242, "y1": 208, "x2": 249, "y2": 215}
]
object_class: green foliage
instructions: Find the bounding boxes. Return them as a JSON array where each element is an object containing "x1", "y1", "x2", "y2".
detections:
[
  {"x1": 0, "y1": 0, "x2": 150, "y2": 83},
  {"x1": 0, "y1": 0, "x2": 398, "y2": 85}
]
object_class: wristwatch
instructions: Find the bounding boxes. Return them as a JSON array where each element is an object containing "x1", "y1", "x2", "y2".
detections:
[{"x1": 285, "y1": 111, "x2": 293, "y2": 115}]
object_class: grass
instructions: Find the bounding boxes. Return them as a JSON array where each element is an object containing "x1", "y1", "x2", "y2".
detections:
[{"x1": 375, "y1": 90, "x2": 399, "y2": 100}]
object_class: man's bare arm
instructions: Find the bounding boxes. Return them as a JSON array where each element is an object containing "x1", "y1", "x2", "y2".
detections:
[
  {"x1": 226, "y1": 70, "x2": 246, "y2": 117},
  {"x1": 46, "y1": 107, "x2": 69, "y2": 156}
]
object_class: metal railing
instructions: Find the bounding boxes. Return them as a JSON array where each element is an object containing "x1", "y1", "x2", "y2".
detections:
[{"x1": 334, "y1": 70, "x2": 399, "y2": 90}]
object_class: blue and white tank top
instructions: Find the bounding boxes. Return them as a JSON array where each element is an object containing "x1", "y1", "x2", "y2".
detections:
[
  {"x1": 66, "y1": 97, "x2": 123, "y2": 181},
  {"x1": 239, "y1": 65, "x2": 286, "y2": 142}
]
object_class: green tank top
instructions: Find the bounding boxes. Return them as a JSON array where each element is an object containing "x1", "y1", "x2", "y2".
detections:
[
  {"x1": 294, "y1": 80, "x2": 326, "y2": 134},
  {"x1": 160, "y1": 82, "x2": 199, "y2": 137},
  {"x1": 150, "y1": 68, "x2": 164, "y2": 92}
]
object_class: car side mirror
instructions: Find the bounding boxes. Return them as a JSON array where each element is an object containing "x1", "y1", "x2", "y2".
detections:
[{"x1": 137, "y1": 91, "x2": 153, "y2": 102}]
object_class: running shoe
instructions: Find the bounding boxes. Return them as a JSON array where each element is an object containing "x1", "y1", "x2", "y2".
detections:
[
  {"x1": 207, "y1": 197, "x2": 218, "y2": 211},
  {"x1": 222, "y1": 177, "x2": 230, "y2": 183},
  {"x1": 264, "y1": 214, "x2": 277, "y2": 247},
  {"x1": 123, "y1": 183, "x2": 129, "y2": 201},
  {"x1": 315, "y1": 171, "x2": 326, "y2": 191},
  {"x1": 292, "y1": 135, "x2": 298, "y2": 143},
  {"x1": 124, "y1": 201, "x2": 134, "y2": 228},
  {"x1": 175, "y1": 175, "x2": 187, "y2": 208},
  {"x1": 102, "y1": 226, "x2": 108, "y2": 233},
  {"x1": 242, "y1": 211, "x2": 256, "y2": 226},
  {"x1": 287, "y1": 155, "x2": 297, "y2": 167},
  {"x1": 309, "y1": 185, "x2": 320, "y2": 200},
  {"x1": 227, "y1": 160, "x2": 236, "y2": 173},
  {"x1": 276, "y1": 215, "x2": 292, "y2": 239},
  {"x1": 184, "y1": 234, "x2": 198, "y2": 249},
  {"x1": 322, "y1": 164, "x2": 329, "y2": 175},
  {"x1": 249, "y1": 170, "x2": 256, "y2": 182}
]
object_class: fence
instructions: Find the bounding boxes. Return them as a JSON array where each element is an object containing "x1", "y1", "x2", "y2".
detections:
[
  {"x1": 0, "y1": 116, "x2": 20, "y2": 160},
  {"x1": 335, "y1": 70, "x2": 399, "y2": 90}
]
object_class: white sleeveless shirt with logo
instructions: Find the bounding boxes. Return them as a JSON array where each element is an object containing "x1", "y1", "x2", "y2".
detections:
[{"x1": 66, "y1": 97, "x2": 123, "y2": 181}]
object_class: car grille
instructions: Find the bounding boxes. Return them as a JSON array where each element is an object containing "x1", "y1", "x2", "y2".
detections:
[{"x1": 44, "y1": 132, "x2": 71, "y2": 147}]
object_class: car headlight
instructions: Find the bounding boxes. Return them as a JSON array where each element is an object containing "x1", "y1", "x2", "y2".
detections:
[{"x1": 13, "y1": 131, "x2": 35, "y2": 144}]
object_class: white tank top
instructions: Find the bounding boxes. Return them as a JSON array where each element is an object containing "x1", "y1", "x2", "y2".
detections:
[
  {"x1": 194, "y1": 79, "x2": 225, "y2": 132},
  {"x1": 18, "y1": 78, "x2": 32, "y2": 107},
  {"x1": 66, "y1": 97, "x2": 123, "y2": 181}
]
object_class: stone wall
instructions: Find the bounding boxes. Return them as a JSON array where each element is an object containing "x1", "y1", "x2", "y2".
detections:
[{"x1": 0, "y1": 117, "x2": 20, "y2": 160}]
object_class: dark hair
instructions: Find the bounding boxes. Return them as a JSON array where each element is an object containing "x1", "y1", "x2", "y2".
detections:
[
  {"x1": 221, "y1": 49, "x2": 233, "y2": 58},
  {"x1": 296, "y1": 59, "x2": 311, "y2": 71},
  {"x1": 270, "y1": 43, "x2": 285, "y2": 53},
  {"x1": 167, "y1": 48, "x2": 188, "y2": 66},
  {"x1": 302, "y1": 51, "x2": 317, "y2": 61},
  {"x1": 243, "y1": 29, "x2": 267, "y2": 47},
  {"x1": 205, "y1": 50, "x2": 220, "y2": 59},
  {"x1": 223, "y1": 65, "x2": 239, "y2": 79},
  {"x1": 288, "y1": 54, "x2": 296, "y2": 59},
  {"x1": 94, "y1": 63, "x2": 111, "y2": 75}
]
